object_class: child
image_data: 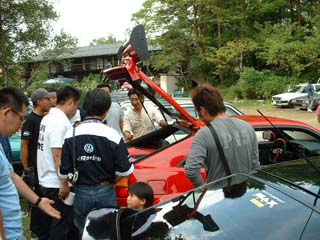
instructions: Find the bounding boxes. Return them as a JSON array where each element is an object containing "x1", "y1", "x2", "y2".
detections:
[{"x1": 127, "y1": 182, "x2": 154, "y2": 210}]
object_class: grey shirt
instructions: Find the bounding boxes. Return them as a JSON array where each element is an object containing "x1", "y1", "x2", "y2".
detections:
[
  {"x1": 185, "y1": 117, "x2": 260, "y2": 187},
  {"x1": 104, "y1": 102, "x2": 124, "y2": 135}
]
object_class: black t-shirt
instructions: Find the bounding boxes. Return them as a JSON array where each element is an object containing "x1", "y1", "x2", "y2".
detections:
[{"x1": 21, "y1": 112, "x2": 43, "y2": 168}]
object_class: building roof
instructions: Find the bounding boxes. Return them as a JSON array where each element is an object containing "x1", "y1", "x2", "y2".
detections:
[
  {"x1": 69, "y1": 43, "x2": 123, "y2": 58},
  {"x1": 33, "y1": 43, "x2": 122, "y2": 61},
  {"x1": 33, "y1": 43, "x2": 160, "y2": 62}
]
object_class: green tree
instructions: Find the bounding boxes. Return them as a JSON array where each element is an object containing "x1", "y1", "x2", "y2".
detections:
[
  {"x1": 133, "y1": 0, "x2": 213, "y2": 86},
  {"x1": 255, "y1": 22, "x2": 320, "y2": 81},
  {"x1": 0, "y1": 0, "x2": 57, "y2": 87},
  {"x1": 90, "y1": 34, "x2": 122, "y2": 46},
  {"x1": 132, "y1": 0, "x2": 320, "y2": 93}
]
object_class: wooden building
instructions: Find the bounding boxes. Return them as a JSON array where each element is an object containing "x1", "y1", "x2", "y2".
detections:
[{"x1": 31, "y1": 43, "x2": 124, "y2": 80}]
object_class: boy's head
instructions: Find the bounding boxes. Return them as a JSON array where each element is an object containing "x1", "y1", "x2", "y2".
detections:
[{"x1": 127, "y1": 182, "x2": 154, "y2": 210}]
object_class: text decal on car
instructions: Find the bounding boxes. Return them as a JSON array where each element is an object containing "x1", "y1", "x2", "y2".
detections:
[{"x1": 250, "y1": 192, "x2": 284, "y2": 208}]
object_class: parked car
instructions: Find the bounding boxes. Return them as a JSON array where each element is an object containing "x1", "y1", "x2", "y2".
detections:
[
  {"x1": 160, "y1": 98, "x2": 243, "y2": 118},
  {"x1": 272, "y1": 83, "x2": 320, "y2": 108},
  {"x1": 9, "y1": 131, "x2": 23, "y2": 175},
  {"x1": 103, "y1": 25, "x2": 320, "y2": 207},
  {"x1": 83, "y1": 157, "x2": 320, "y2": 239},
  {"x1": 120, "y1": 97, "x2": 243, "y2": 121},
  {"x1": 291, "y1": 94, "x2": 320, "y2": 111}
]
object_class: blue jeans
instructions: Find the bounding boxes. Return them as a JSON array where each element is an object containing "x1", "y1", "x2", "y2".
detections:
[{"x1": 74, "y1": 184, "x2": 118, "y2": 237}]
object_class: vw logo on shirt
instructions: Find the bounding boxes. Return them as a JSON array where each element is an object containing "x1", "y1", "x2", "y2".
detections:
[{"x1": 84, "y1": 143, "x2": 94, "y2": 153}]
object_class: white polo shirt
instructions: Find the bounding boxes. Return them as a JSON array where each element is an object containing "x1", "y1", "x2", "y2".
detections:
[{"x1": 37, "y1": 108, "x2": 72, "y2": 188}]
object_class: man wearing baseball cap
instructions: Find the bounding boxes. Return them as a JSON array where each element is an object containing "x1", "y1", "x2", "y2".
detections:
[{"x1": 21, "y1": 88, "x2": 53, "y2": 239}]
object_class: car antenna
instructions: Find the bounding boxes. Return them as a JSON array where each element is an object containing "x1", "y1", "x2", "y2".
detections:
[{"x1": 257, "y1": 109, "x2": 320, "y2": 176}]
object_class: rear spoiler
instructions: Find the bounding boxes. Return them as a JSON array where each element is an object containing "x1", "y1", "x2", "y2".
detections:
[{"x1": 117, "y1": 25, "x2": 150, "y2": 64}]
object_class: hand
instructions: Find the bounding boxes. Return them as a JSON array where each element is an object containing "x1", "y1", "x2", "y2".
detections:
[
  {"x1": 175, "y1": 119, "x2": 192, "y2": 128},
  {"x1": 123, "y1": 131, "x2": 133, "y2": 141},
  {"x1": 38, "y1": 197, "x2": 61, "y2": 220},
  {"x1": 58, "y1": 181, "x2": 70, "y2": 199},
  {"x1": 159, "y1": 120, "x2": 167, "y2": 127}
]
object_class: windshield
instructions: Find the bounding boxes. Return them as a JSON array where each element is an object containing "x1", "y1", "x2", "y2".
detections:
[{"x1": 288, "y1": 85, "x2": 304, "y2": 93}]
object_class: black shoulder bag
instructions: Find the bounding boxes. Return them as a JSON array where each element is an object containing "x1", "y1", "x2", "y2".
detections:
[{"x1": 207, "y1": 124, "x2": 231, "y2": 176}]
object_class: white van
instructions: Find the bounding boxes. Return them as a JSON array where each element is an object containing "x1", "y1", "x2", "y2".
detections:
[{"x1": 271, "y1": 83, "x2": 320, "y2": 107}]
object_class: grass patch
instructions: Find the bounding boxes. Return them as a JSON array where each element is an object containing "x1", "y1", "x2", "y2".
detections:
[
  {"x1": 225, "y1": 98, "x2": 274, "y2": 110},
  {"x1": 20, "y1": 199, "x2": 31, "y2": 239}
]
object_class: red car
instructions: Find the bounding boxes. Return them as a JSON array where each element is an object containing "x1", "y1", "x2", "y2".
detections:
[{"x1": 104, "y1": 25, "x2": 320, "y2": 206}]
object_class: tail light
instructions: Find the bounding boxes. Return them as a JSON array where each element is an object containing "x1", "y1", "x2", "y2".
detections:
[{"x1": 115, "y1": 176, "x2": 130, "y2": 206}]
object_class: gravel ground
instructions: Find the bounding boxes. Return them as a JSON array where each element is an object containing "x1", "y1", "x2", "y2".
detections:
[{"x1": 239, "y1": 107, "x2": 319, "y2": 129}]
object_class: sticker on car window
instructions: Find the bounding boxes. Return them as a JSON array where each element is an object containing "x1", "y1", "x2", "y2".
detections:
[{"x1": 250, "y1": 192, "x2": 284, "y2": 208}]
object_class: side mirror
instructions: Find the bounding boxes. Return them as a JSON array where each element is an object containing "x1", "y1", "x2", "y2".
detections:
[{"x1": 262, "y1": 131, "x2": 273, "y2": 141}]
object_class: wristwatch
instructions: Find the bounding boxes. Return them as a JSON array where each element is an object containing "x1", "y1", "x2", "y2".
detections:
[{"x1": 34, "y1": 197, "x2": 42, "y2": 207}]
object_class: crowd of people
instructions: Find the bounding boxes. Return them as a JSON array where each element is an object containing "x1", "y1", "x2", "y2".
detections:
[
  {"x1": 0, "y1": 82, "x2": 267, "y2": 239},
  {"x1": 0, "y1": 83, "x2": 163, "y2": 240}
]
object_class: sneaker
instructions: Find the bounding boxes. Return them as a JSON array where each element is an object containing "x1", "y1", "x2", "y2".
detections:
[{"x1": 307, "y1": 109, "x2": 313, "y2": 112}]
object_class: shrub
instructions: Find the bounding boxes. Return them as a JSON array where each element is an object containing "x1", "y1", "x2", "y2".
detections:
[{"x1": 237, "y1": 68, "x2": 293, "y2": 99}]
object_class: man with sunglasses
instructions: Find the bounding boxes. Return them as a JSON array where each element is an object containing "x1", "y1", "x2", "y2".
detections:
[{"x1": 0, "y1": 87, "x2": 60, "y2": 240}]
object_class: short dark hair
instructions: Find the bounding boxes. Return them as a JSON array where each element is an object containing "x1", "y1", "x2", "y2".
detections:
[
  {"x1": 127, "y1": 88, "x2": 143, "y2": 99},
  {"x1": 128, "y1": 182, "x2": 154, "y2": 208},
  {"x1": 0, "y1": 87, "x2": 29, "y2": 112},
  {"x1": 191, "y1": 84, "x2": 225, "y2": 117},
  {"x1": 56, "y1": 86, "x2": 81, "y2": 105},
  {"x1": 83, "y1": 88, "x2": 111, "y2": 116},
  {"x1": 97, "y1": 83, "x2": 112, "y2": 92}
]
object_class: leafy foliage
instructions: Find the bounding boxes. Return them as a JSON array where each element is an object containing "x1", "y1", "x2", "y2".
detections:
[
  {"x1": 90, "y1": 34, "x2": 122, "y2": 45},
  {"x1": 132, "y1": 0, "x2": 320, "y2": 98},
  {"x1": 237, "y1": 67, "x2": 293, "y2": 99},
  {"x1": 0, "y1": 0, "x2": 57, "y2": 86}
]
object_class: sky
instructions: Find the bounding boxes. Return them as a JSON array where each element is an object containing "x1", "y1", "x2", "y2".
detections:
[{"x1": 52, "y1": 0, "x2": 145, "y2": 47}]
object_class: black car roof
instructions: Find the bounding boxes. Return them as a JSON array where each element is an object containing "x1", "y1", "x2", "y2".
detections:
[
  {"x1": 82, "y1": 158, "x2": 320, "y2": 240},
  {"x1": 120, "y1": 159, "x2": 320, "y2": 239}
]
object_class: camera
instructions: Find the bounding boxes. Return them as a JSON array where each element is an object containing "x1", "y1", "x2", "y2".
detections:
[
  {"x1": 67, "y1": 170, "x2": 79, "y2": 184},
  {"x1": 23, "y1": 167, "x2": 35, "y2": 187}
]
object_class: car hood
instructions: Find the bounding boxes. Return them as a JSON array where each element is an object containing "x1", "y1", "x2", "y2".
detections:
[
  {"x1": 103, "y1": 26, "x2": 203, "y2": 128},
  {"x1": 273, "y1": 92, "x2": 306, "y2": 100}
]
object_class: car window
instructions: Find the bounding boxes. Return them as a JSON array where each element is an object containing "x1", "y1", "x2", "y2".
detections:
[
  {"x1": 182, "y1": 106, "x2": 197, "y2": 118},
  {"x1": 301, "y1": 85, "x2": 310, "y2": 93},
  {"x1": 283, "y1": 130, "x2": 318, "y2": 141},
  {"x1": 288, "y1": 85, "x2": 303, "y2": 93},
  {"x1": 126, "y1": 124, "x2": 192, "y2": 162},
  {"x1": 256, "y1": 128, "x2": 318, "y2": 142},
  {"x1": 225, "y1": 107, "x2": 240, "y2": 116}
]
